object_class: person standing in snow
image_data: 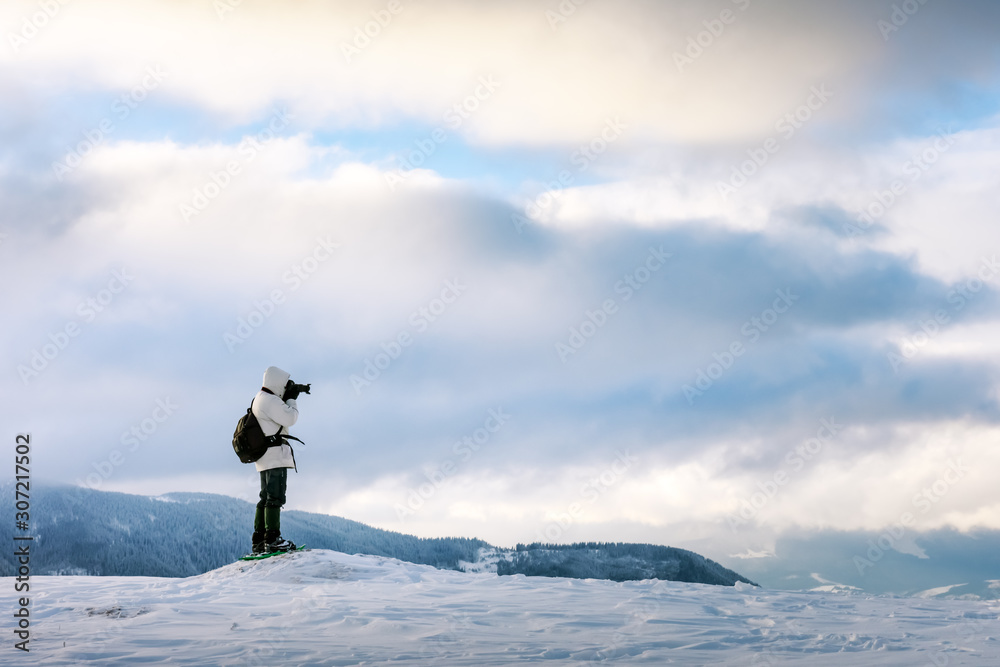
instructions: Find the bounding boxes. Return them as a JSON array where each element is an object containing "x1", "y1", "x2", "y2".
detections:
[{"x1": 251, "y1": 365, "x2": 308, "y2": 554}]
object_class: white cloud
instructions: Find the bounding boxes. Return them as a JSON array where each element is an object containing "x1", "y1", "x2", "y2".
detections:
[
  {"x1": 526, "y1": 121, "x2": 1000, "y2": 287},
  {"x1": 291, "y1": 418, "x2": 1000, "y2": 547},
  {"x1": 1, "y1": 0, "x2": 884, "y2": 146}
]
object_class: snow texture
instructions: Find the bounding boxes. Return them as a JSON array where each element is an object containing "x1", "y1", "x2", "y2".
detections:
[{"x1": 12, "y1": 549, "x2": 1000, "y2": 665}]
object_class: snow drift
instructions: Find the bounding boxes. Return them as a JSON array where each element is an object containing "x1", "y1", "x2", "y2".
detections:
[{"x1": 15, "y1": 549, "x2": 1000, "y2": 665}]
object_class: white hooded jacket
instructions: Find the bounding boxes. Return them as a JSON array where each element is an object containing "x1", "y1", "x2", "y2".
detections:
[{"x1": 252, "y1": 366, "x2": 299, "y2": 472}]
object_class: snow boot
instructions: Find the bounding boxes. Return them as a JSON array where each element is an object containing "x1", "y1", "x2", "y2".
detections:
[
  {"x1": 266, "y1": 536, "x2": 297, "y2": 553},
  {"x1": 263, "y1": 506, "x2": 294, "y2": 552}
]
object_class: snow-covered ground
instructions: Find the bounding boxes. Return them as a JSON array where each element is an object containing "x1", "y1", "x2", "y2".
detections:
[{"x1": 13, "y1": 549, "x2": 1000, "y2": 665}]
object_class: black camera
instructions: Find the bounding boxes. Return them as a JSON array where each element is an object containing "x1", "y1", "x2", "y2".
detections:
[{"x1": 283, "y1": 380, "x2": 311, "y2": 401}]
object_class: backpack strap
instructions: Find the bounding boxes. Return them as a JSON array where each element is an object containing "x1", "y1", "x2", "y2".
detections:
[
  {"x1": 273, "y1": 433, "x2": 303, "y2": 473},
  {"x1": 250, "y1": 395, "x2": 304, "y2": 447}
]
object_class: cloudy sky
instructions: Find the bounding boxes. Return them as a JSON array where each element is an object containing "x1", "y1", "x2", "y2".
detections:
[{"x1": 3, "y1": 0, "x2": 1000, "y2": 569}]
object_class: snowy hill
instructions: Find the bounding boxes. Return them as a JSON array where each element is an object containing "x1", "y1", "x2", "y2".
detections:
[
  {"x1": 0, "y1": 483, "x2": 750, "y2": 587},
  {"x1": 13, "y1": 548, "x2": 1000, "y2": 665},
  {"x1": 0, "y1": 483, "x2": 486, "y2": 576}
]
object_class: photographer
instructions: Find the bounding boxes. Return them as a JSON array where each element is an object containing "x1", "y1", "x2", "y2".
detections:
[{"x1": 250, "y1": 365, "x2": 310, "y2": 554}]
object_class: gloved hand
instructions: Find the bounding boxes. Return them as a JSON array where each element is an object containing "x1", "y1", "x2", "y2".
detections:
[{"x1": 283, "y1": 380, "x2": 311, "y2": 401}]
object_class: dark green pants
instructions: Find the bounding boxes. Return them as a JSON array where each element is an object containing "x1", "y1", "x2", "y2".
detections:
[{"x1": 254, "y1": 468, "x2": 287, "y2": 536}]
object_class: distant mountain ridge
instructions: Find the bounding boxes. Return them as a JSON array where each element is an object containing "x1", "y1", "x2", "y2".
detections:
[
  {"x1": 498, "y1": 542, "x2": 756, "y2": 586},
  {"x1": 1, "y1": 483, "x2": 485, "y2": 578},
  {"x1": 0, "y1": 483, "x2": 752, "y2": 587}
]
